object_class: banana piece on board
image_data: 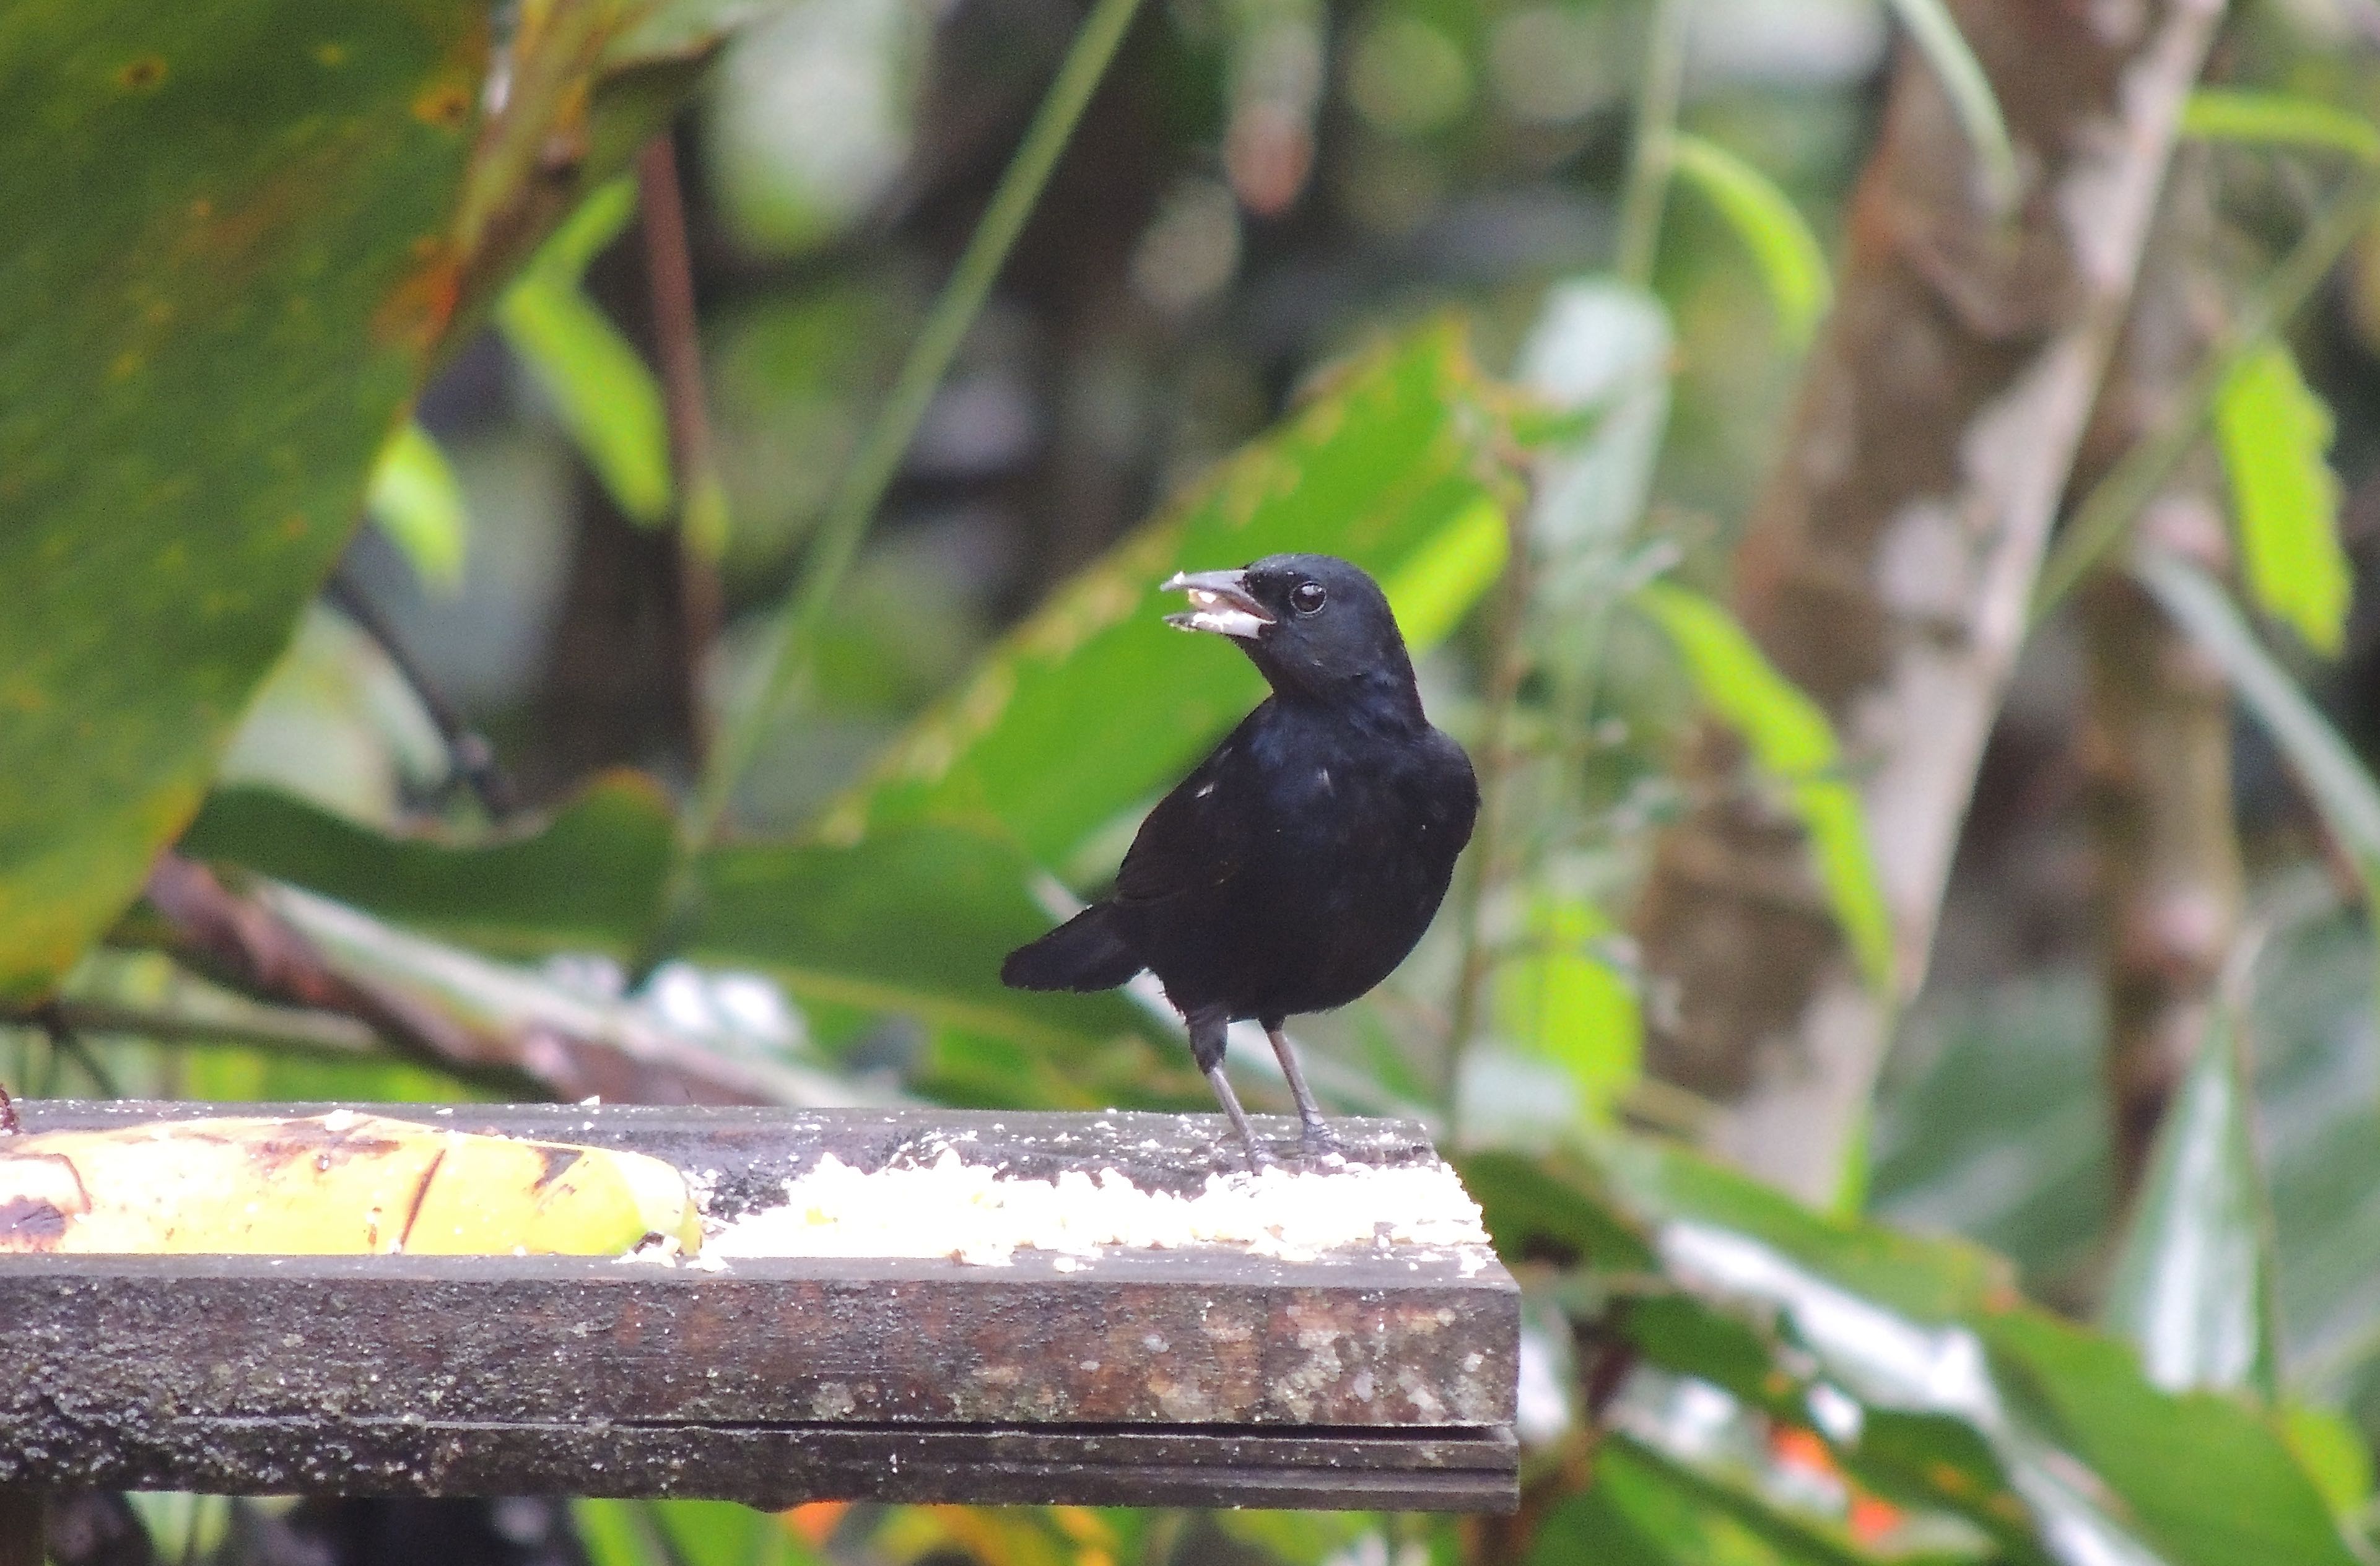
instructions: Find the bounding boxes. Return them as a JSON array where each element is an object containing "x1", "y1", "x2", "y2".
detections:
[{"x1": 0, "y1": 1111, "x2": 702, "y2": 1257}]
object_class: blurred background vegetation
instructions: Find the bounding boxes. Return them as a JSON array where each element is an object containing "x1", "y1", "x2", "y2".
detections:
[{"x1": 17, "y1": 0, "x2": 2380, "y2": 1560}]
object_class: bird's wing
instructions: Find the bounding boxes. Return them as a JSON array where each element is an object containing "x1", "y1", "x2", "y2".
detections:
[{"x1": 1112, "y1": 728, "x2": 1260, "y2": 908}]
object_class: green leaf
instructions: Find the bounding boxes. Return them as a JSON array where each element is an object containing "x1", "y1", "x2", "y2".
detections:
[
  {"x1": 1986, "y1": 1311, "x2": 2361, "y2": 1566},
  {"x1": 2132, "y1": 551, "x2": 2380, "y2": 889},
  {"x1": 1867, "y1": 915, "x2": 2380, "y2": 1417},
  {"x1": 572, "y1": 1500, "x2": 670, "y2": 1566},
  {"x1": 1603, "y1": 1436, "x2": 1904, "y2": 1566},
  {"x1": 1209, "y1": 1512, "x2": 1382, "y2": 1566},
  {"x1": 1607, "y1": 1277, "x2": 2080, "y2": 1562},
  {"x1": 2101, "y1": 988, "x2": 2279, "y2": 1399},
  {"x1": 499, "y1": 291, "x2": 672, "y2": 525},
  {"x1": 1380, "y1": 495, "x2": 1511, "y2": 650},
  {"x1": 438, "y1": 1, "x2": 739, "y2": 362},
  {"x1": 1668, "y1": 134, "x2": 1833, "y2": 347},
  {"x1": 1879, "y1": 0, "x2": 2020, "y2": 211},
  {"x1": 1600, "y1": 1134, "x2": 2017, "y2": 1322},
  {"x1": 606, "y1": 0, "x2": 783, "y2": 67},
  {"x1": 1528, "y1": 1442, "x2": 1850, "y2": 1566},
  {"x1": 527, "y1": 173, "x2": 642, "y2": 281},
  {"x1": 2182, "y1": 89, "x2": 2380, "y2": 167},
  {"x1": 819, "y1": 323, "x2": 1519, "y2": 866},
  {"x1": 1458, "y1": 1147, "x2": 1659, "y2": 1274},
  {"x1": 1634, "y1": 583, "x2": 1895, "y2": 997},
  {"x1": 1866, "y1": 977, "x2": 2106, "y2": 1294},
  {"x1": 1490, "y1": 897, "x2": 1642, "y2": 1126},
  {"x1": 1596, "y1": 1139, "x2": 2361, "y2": 1566},
  {"x1": 178, "y1": 778, "x2": 1166, "y2": 1092},
  {"x1": 497, "y1": 178, "x2": 675, "y2": 525},
  {"x1": 367, "y1": 420, "x2": 469, "y2": 591},
  {"x1": 0, "y1": 0, "x2": 487, "y2": 1002},
  {"x1": 124, "y1": 1495, "x2": 233, "y2": 1564},
  {"x1": 649, "y1": 1500, "x2": 806, "y2": 1566},
  {"x1": 2212, "y1": 342, "x2": 2352, "y2": 656},
  {"x1": 2282, "y1": 1403, "x2": 2375, "y2": 1524},
  {"x1": 1478, "y1": 1137, "x2": 2362, "y2": 1565},
  {"x1": 690, "y1": 824, "x2": 1163, "y2": 1081},
  {"x1": 183, "y1": 773, "x2": 681, "y2": 959}
]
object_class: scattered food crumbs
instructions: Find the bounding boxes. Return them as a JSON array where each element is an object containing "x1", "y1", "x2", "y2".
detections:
[{"x1": 703, "y1": 1147, "x2": 1491, "y2": 1266}]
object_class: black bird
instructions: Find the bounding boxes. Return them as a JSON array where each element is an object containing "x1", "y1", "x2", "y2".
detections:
[{"x1": 1002, "y1": 553, "x2": 1479, "y2": 1159}]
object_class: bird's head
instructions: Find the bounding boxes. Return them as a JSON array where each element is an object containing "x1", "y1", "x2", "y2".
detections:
[{"x1": 1161, "y1": 553, "x2": 1421, "y2": 714}]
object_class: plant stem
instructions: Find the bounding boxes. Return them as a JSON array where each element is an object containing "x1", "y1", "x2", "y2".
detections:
[
  {"x1": 1449, "y1": 0, "x2": 1690, "y2": 1110},
  {"x1": 2032, "y1": 170, "x2": 2380, "y2": 621},
  {"x1": 48, "y1": 996, "x2": 381, "y2": 1061},
  {"x1": 323, "y1": 570, "x2": 515, "y2": 818},
  {"x1": 32, "y1": 1003, "x2": 120, "y2": 1098},
  {"x1": 1442, "y1": 516, "x2": 1536, "y2": 1115},
  {"x1": 637, "y1": 134, "x2": 727, "y2": 760},
  {"x1": 681, "y1": 0, "x2": 1147, "y2": 857},
  {"x1": 1614, "y1": 0, "x2": 1693, "y2": 286}
]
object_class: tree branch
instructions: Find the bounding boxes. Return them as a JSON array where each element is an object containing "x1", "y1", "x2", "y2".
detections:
[
  {"x1": 2071, "y1": 152, "x2": 2243, "y2": 1209},
  {"x1": 139, "y1": 853, "x2": 865, "y2": 1108},
  {"x1": 49, "y1": 949, "x2": 385, "y2": 1063},
  {"x1": 2033, "y1": 167, "x2": 2380, "y2": 619},
  {"x1": 1630, "y1": 0, "x2": 2230, "y2": 1199}
]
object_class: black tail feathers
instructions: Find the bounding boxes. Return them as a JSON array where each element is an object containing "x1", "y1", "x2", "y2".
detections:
[{"x1": 1001, "y1": 903, "x2": 1144, "y2": 992}]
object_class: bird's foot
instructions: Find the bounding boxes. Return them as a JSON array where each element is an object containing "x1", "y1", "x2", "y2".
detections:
[
  {"x1": 0, "y1": 1080, "x2": 15, "y2": 1136},
  {"x1": 1298, "y1": 1116, "x2": 1343, "y2": 1160}
]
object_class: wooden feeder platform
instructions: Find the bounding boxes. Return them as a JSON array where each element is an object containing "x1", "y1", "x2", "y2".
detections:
[{"x1": 0, "y1": 1102, "x2": 1519, "y2": 1528}]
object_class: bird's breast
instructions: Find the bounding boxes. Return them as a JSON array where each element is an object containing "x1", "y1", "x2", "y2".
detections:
[{"x1": 1127, "y1": 706, "x2": 1474, "y2": 1020}]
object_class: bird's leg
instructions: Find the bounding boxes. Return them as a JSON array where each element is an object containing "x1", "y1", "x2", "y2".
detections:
[
  {"x1": 1265, "y1": 1024, "x2": 1340, "y2": 1154},
  {"x1": 1205, "y1": 1066, "x2": 1272, "y2": 1168},
  {"x1": 1189, "y1": 1006, "x2": 1272, "y2": 1168}
]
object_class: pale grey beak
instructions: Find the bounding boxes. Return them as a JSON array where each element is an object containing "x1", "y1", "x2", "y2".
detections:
[{"x1": 1161, "y1": 568, "x2": 1273, "y2": 640}]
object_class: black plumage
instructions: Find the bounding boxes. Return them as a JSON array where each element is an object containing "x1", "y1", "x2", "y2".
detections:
[{"x1": 1002, "y1": 553, "x2": 1479, "y2": 1159}]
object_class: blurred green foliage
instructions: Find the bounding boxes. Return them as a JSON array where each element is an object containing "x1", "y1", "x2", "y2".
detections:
[
  {"x1": 0, "y1": 0, "x2": 486, "y2": 1002},
  {"x1": 14, "y1": 1, "x2": 2380, "y2": 1564},
  {"x1": 499, "y1": 179, "x2": 678, "y2": 528}
]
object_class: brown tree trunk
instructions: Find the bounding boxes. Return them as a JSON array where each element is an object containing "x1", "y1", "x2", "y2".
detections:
[
  {"x1": 1631, "y1": 0, "x2": 2227, "y2": 1200},
  {"x1": 521, "y1": 474, "x2": 702, "y2": 803},
  {"x1": 2073, "y1": 156, "x2": 2241, "y2": 1207}
]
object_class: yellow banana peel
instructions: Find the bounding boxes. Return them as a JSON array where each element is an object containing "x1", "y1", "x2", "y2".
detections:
[{"x1": 0, "y1": 1112, "x2": 702, "y2": 1257}]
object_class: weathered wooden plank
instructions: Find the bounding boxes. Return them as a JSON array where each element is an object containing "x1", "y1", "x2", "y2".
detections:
[
  {"x1": 14, "y1": 1101, "x2": 1450, "y2": 1207},
  {"x1": 0, "y1": 1103, "x2": 1520, "y2": 1512},
  {"x1": 3, "y1": 1252, "x2": 1512, "y2": 1425},
  {"x1": 6, "y1": 1421, "x2": 1519, "y2": 1512}
]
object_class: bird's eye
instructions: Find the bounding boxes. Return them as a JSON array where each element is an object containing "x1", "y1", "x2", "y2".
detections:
[{"x1": 1291, "y1": 581, "x2": 1327, "y2": 615}]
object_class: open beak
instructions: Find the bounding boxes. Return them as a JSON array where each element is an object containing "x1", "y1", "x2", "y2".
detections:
[{"x1": 1161, "y1": 568, "x2": 1273, "y2": 640}]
